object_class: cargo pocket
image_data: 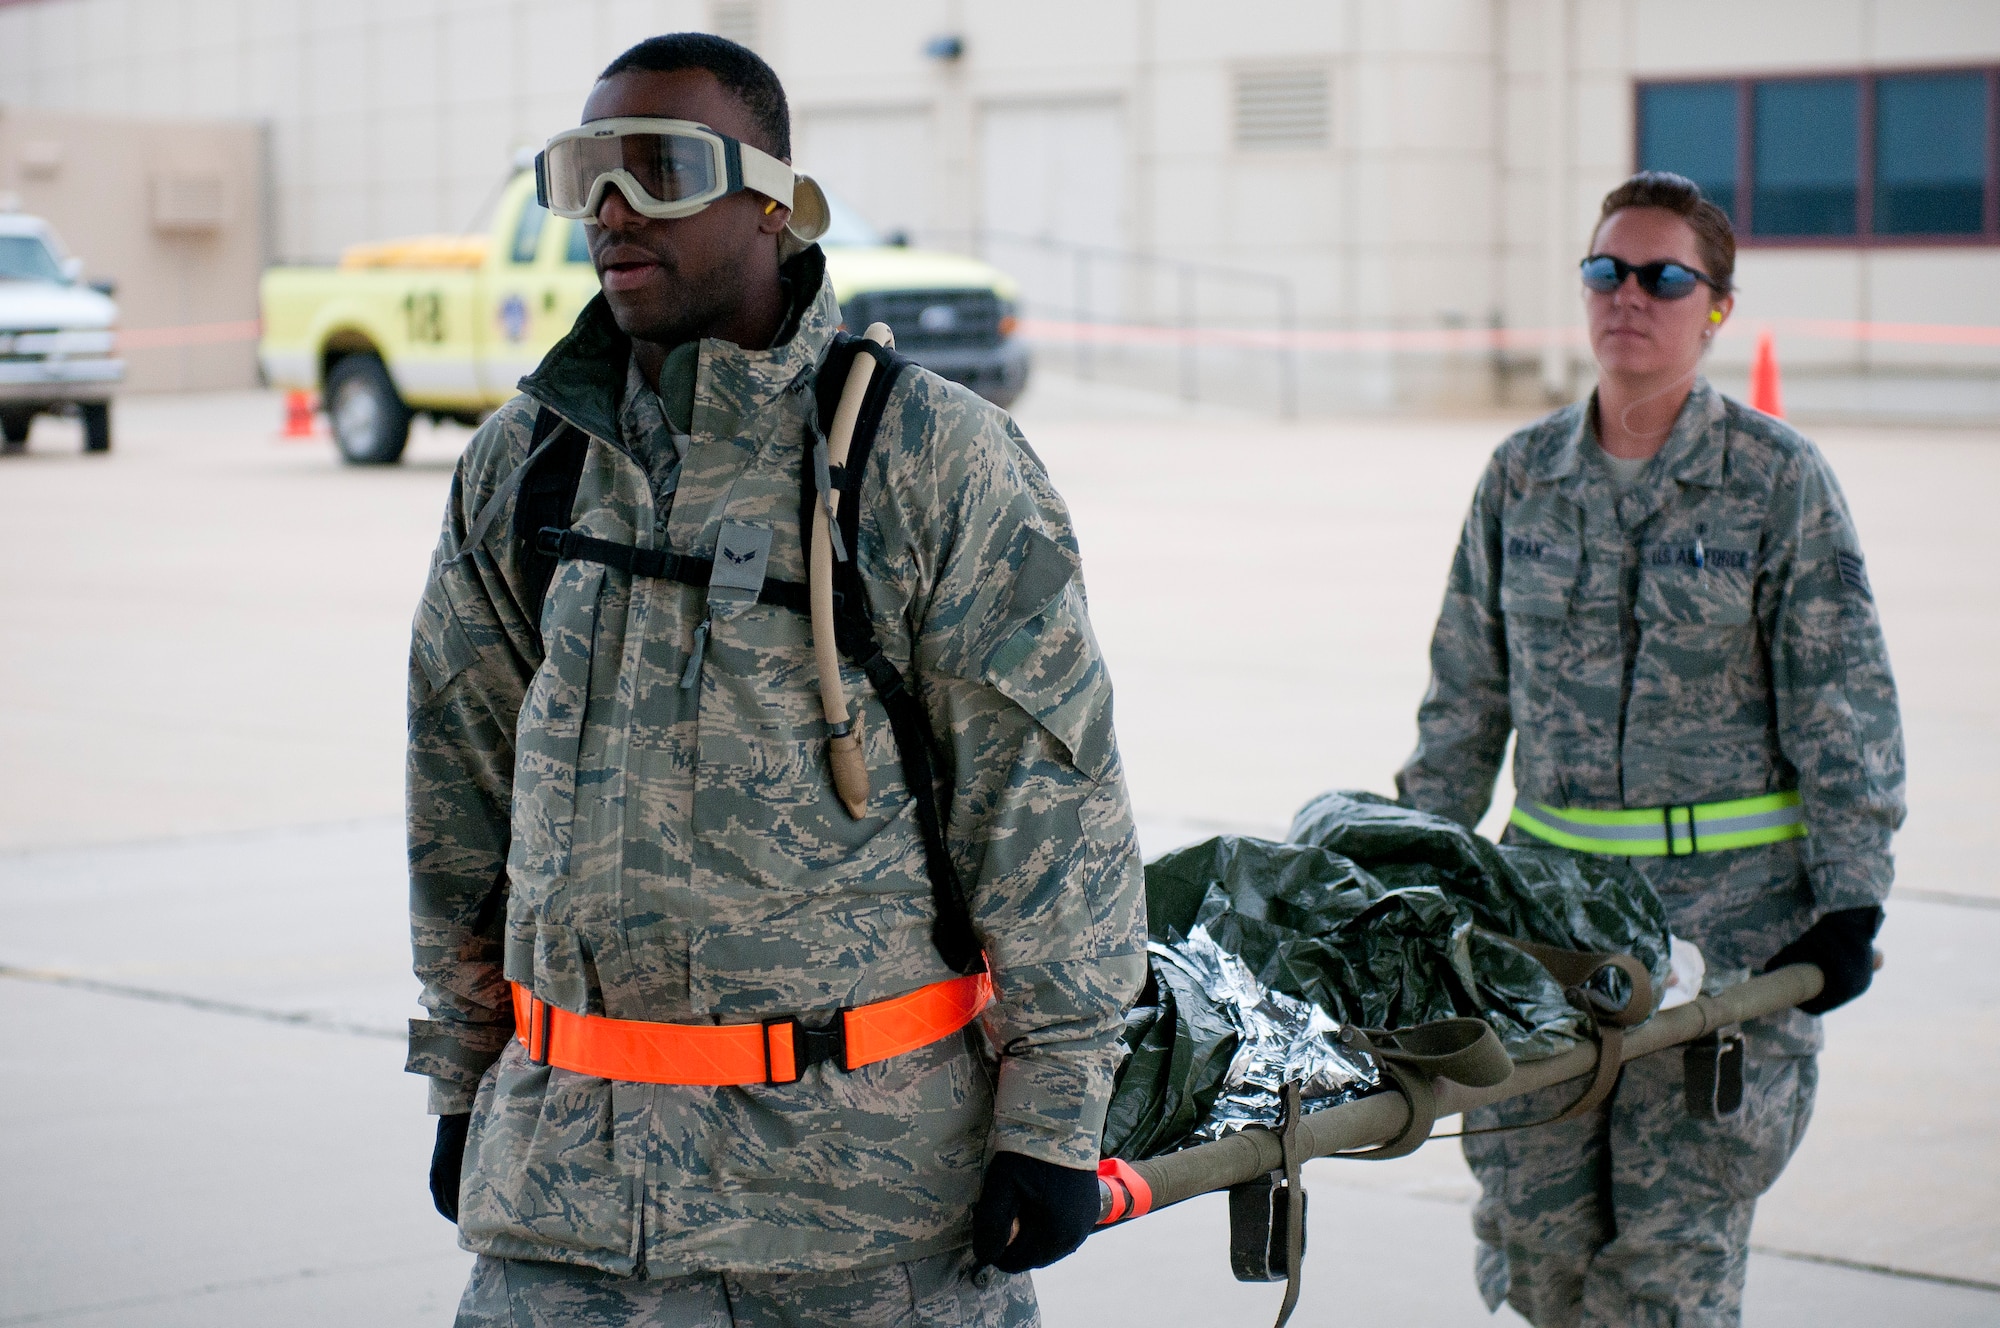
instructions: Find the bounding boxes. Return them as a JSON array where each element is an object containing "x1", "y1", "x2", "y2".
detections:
[
  {"x1": 457, "y1": 1042, "x2": 640, "y2": 1271},
  {"x1": 411, "y1": 558, "x2": 484, "y2": 701},
  {"x1": 977, "y1": 526, "x2": 1116, "y2": 784},
  {"x1": 510, "y1": 562, "x2": 605, "y2": 883},
  {"x1": 1631, "y1": 543, "x2": 1759, "y2": 759},
  {"x1": 1634, "y1": 554, "x2": 1755, "y2": 629},
  {"x1": 1498, "y1": 536, "x2": 1578, "y2": 622},
  {"x1": 1687, "y1": 1040, "x2": 1818, "y2": 1204}
]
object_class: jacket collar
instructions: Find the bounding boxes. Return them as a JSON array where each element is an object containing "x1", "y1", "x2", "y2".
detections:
[
  {"x1": 517, "y1": 245, "x2": 834, "y2": 444},
  {"x1": 1527, "y1": 378, "x2": 1730, "y2": 528},
  {"x1": 1526, "y1": 378, "x2": 1728, "y2": 489}
]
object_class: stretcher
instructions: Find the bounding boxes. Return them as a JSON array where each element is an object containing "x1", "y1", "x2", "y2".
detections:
[{"x1": 1090, "y1": 962, "x2": 1826, "y2": 1327}]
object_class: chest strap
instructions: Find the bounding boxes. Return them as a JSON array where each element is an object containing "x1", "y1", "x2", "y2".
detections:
[
  {"x1": 532, "y1": 526, "x2": 814, "y2": 614},
  {"x1": 511, "y1": 972, "x2": 994, "y2": 1086},
  {"x1": 1510, "y1": 790, "x2": 1805, "y2": 857}
]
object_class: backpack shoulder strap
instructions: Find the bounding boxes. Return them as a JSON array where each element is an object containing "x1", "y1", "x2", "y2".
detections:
[
  {"x1": 513, "y1": 406, "x2": 590, "y2": 646},
  {"x1": 802, "y1": 339, "x2": 984, "y2": 975}
]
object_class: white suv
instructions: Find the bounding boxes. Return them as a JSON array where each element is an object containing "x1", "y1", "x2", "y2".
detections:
[{"x1": 0, "y1": 214, "x2": 123, "y2": 453}]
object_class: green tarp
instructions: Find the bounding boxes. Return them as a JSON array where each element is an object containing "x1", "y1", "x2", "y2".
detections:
[{"x1": 1102, "y1": 791, "x2": 1670, "y2": 1160}]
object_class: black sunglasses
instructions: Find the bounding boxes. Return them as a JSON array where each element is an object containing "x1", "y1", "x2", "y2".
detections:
[{"x1": 1580, "y1": 254, "x2": 1721, "y2": 300}]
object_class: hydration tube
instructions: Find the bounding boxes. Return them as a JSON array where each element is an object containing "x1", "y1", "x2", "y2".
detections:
[{"x1": 812, "y1": 321, "x2": 894, "y2": 818}]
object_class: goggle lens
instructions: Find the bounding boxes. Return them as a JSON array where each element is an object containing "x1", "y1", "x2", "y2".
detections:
[
  {"x1": 631, "y1": 133, "x2": 717, "y2": 203},
  {"x1": 543, "y1": 131, "x2": 720, "y2": 217},
  {"x1": 1580, "y1": 255, "x2": 1708, "y2": 300}
]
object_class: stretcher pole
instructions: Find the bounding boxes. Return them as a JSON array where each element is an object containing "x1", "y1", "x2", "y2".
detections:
[{"x1": 1096, "y1": 962, "x2": 1825, "y2": 1224}]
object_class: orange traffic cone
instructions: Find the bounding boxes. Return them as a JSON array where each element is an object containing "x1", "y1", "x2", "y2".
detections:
[
  {"x1": 282, "y1": 389, "x2": 317, "y2": 439},
  {"x1": 1749, "y1": 330, "x2": 1784, "y2": 418}
]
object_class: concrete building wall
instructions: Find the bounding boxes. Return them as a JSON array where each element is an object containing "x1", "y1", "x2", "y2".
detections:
[
  {"x1": 0, "y1": 104, "x2": 265, "y2": 390},
  {"x1": 2, "y1": 0, "x2": 1997, "y2": 413}
]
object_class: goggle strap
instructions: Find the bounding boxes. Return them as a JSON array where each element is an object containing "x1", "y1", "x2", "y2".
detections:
[
  {"x1": 736, "y1": 141, "x2": 795, "y2": 211},
  {"x1": 722, "y1": 138, "x2": 744, "y2": 197}
]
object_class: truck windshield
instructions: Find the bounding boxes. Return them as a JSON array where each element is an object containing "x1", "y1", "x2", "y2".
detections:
[
  {"x1": 0, "y1": 235, "x2": 67, "y2": 283},
  {"x1": 818, "y1": 190, "x2": 885, "y2": 248}
]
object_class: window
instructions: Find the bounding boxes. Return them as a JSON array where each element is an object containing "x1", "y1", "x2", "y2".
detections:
[
  {"x1": 1637, "y1": 68, "x2": 1999, "y2": 244},
  {"x1": 1754, "y1": 79, "x2": 1858, "y2": 236},
  {"x1": 1235, "y1": 69, "x2": 1330, "y2": 150},
  {"x1": 1638, "y1": 82, "x2": 1738, "y2": 220},
  {"x1": 510, "y1": 198, "x2": 549, "y2": 264},
  {"x1": 1876, "y1": 71, "x2": 1987, "y2": 234},
  {"x1": 565, "y1": 218, "x2": 591, "y2": 265},
  {"x1": 0, "y1": 235, "x2": 67, "y2": 283}
]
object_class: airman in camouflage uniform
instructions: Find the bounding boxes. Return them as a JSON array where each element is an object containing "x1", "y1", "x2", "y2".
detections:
[
  {"x1": 406, "y1": 35, "x2": 1143, "y2": 1326},
  {"x1": 1397, "y1": 378, "x2": 1904, "y2": 1326}
]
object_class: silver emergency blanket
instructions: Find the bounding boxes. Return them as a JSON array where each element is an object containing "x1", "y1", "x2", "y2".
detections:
[{"x1": 1140, "y1": 925, "x2": 1379, "y2": 1147}]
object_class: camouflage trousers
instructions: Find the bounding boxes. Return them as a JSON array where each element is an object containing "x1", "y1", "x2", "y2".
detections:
[
  {"x1": 453, "y1": 1247, "x2": 1039, "y2": 1328},
  {"x1": 1461, "y1": 1015, "x2": 1817, "y2": 1328}
]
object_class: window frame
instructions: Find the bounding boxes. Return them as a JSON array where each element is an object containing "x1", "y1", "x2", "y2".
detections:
[{"x1": 1633, "y1": 64, "x2": 2000, "y2": 248}]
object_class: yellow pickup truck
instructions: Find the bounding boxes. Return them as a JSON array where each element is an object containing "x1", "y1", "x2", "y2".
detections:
[{"x1": 259, "y1": 171, "x2": 1029, "y2": 464}]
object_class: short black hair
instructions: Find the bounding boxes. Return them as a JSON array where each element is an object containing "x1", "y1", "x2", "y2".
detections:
[{"x1": 599, "y1": 33, "x2": 790, "y2": 161}]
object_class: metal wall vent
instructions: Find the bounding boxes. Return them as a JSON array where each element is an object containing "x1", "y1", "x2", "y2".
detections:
[
  {"x1": 1235, "y1": 68, "x2": 1331, "y2": 149},
  {"x1": 709, "y1": 0, "x2": 760, "y2": 51},
  {"x1": 150, "y1": 173, "x2": 228, "y2": 232}
]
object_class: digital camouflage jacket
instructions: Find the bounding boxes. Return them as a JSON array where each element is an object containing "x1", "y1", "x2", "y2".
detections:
[
  {"x1": 1397, "y1": 381, "x2": 1904, "y2": 1013},
  {"x1": 404, "y1": 260, "x2": 1146, "y2": 1277}
]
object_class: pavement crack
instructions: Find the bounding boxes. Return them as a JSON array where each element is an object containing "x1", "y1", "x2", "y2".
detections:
[
  {"x1": 0, "y1": 1253, "x2": 459, "y2": 1325},
  {"x1": 1745, "y1": 1244, "x2": 2000, "y2": 1294},
  {"x1": 1895, "y1": 886, "x2": 2000, "y2": 911},
  {"x1": 0, "y1": 964, "x2": 403, "y2": 1041}
]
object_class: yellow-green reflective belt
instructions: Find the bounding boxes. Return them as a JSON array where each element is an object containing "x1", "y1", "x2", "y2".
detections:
[{"x1": 1509, "y1": 791, "x2": 1806, "y2": 857}]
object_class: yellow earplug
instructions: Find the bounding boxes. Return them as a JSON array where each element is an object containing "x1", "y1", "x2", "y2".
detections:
[
  {"x1": 763, "y1": 199, "x2": 779, "y2": 215},
  {"x1": 1709, "y1": 309, "x2": 1723, "y2": 323}
]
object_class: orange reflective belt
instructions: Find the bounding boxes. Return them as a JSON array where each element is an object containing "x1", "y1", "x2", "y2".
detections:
[{"x1": 510, "y1": 971, "x2": 995, "y2": 1086}]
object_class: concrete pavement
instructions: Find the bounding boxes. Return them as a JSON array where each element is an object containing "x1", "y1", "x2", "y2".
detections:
[{"x1": 1, "y1": 381, "x2": 1995, "y2": 1325}]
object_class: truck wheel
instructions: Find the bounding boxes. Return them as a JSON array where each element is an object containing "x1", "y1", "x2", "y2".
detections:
[
  {"x1": 1, "y1": 409, "x2": 30, "y2": 450},
  {"x1": 326, "y1": 353, "x2": 412, "y2": 465},
  {"x1": 80, "y1": 401, "x2": 112, "y2": 453}
]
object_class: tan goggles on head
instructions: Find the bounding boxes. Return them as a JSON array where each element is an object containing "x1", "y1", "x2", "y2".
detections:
[{"x1": 536, "y1": 117, "x2": 827, "y2": 236}]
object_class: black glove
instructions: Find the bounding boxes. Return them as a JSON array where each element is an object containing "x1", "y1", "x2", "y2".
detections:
[
  {"x1": 1764, "y1": 906, "x2": 1883, "y2": 1015},
  {"x1": 430, "y1": 1113, "x2": 472, "y2": 1223},
  {"x1": 972, "y1": 1151, "x2": 1099, "y2": 1273}
]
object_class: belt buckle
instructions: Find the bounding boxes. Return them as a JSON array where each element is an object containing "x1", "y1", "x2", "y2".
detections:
[
  {"x1": 533, "y1": 526, "x2": 567, "y2": 558},
  {"x1": 526, "y1": 994, "x2": 555, "y2": 1067},
  {"x1": 763, "y1": 1011, "x2": 850, "y2": 1084},
  {"x1": 1662, "y1": 804, "x2": 1697, "y2": 857}
]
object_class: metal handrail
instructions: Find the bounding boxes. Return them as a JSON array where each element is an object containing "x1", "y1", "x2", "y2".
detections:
[{"x1": 929, "y1": 228, "x2": 1301, "y2": 417}]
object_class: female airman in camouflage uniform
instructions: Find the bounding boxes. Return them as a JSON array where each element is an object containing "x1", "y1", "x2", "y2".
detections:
[{"x1": 1397, "y1": 172, "x2": 1904, "y2": 1327}]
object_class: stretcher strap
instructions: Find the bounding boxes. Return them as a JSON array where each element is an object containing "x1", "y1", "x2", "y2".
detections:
[
  {"x1": 1445, "y1": 938, "x2": 1655, "y2": 1137},
  {"x1": 1273, "y1": 1081, "x2": 1307, "y2": 1328},
  {"x1": 1332, "y1": 1017, "x2": 1509, "y2": 1160},
  {"x1": 1337, "y1": 939, "x2": 1655, "y2": 1153},
  {"x1": 1504, "y1": 936, "x2": 1656, "y2": 1028}
]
